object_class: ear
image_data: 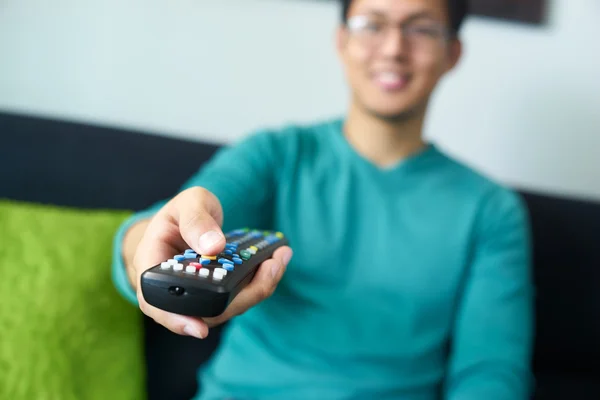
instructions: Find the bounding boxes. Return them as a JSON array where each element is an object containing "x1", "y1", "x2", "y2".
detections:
[{"x1": 445, "y1": 38, "x2": 462, "y2": 72}]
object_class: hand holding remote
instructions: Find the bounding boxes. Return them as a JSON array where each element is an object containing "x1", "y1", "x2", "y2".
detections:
[{"x1": 124, "y1": 187, "x2": 293, "y2": 339}]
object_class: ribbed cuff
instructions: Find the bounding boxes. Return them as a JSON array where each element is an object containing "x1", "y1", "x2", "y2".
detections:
[{"x1": 111, "y1": 209, "x2": 158, "y2": 306}]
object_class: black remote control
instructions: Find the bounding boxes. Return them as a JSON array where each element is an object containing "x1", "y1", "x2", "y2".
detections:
[{"x1": 140, "y1": 229, "x2": 288, "y2": 317}]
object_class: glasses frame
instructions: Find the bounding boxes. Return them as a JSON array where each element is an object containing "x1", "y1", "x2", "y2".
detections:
[{"x1": 345, "y1": 14, "x2": 452, "y2": 51}]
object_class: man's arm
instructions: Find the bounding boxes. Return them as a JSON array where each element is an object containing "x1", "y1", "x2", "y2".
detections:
[
  {"x1": 111, "y1": 130, "x2": 282, "y2": 307},
  {"x1": 444, "y1": 188, "x2": 535, "y2": 399},
  {"x1": 122, "y1": 218, "x2": 151, "y2": 290}
]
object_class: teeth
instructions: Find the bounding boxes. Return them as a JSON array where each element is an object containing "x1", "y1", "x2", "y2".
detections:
[{"x1": 378, "y1": 72, "x2": 402, "y2": 83}]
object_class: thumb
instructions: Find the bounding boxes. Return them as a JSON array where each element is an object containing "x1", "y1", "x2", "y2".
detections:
[{"x1": 170, "y1": 187, "x2": 226, "y2": 255}]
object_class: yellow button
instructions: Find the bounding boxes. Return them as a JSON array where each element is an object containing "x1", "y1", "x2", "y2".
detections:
[
  {"x1": 275, "y1": 232, "x2": 284, "y2": 238},
  {"x1": 249, "y1": 246, "x2": 258, "y2": 252},
  {"x1": 202, "y1": 255, "x2": 217, "y2": 260}
]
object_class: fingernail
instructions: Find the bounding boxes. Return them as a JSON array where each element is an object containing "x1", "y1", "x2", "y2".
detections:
[
  {"x1": 199, "y1": 230, "x2": 223, "y2": 251},
  {"x1": 183, "y1": 325, "x2": 204, "y2": 339},
  {"x1": 282, "y1": 249, "x2": 293, "y2": 266}
]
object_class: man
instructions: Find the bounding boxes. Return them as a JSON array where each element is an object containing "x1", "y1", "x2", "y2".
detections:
[{"x1": 112, "y1": 0, "x2": 534, "y2": 398}]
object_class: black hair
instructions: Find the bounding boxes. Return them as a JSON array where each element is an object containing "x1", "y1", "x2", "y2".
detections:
[{"x1": 340, "y1": 0, "x2": 469, "y2": 35}]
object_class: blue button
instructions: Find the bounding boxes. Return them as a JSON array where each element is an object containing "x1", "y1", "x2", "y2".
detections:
[
  {"x1": 233, "y1": 254, "x2": 240, "y2": 258},
  {"x1": 266, "y1": 235, "x2": 279, "y2": 244},
  {"x1": 226, "y1": 244, "x2": 238, "y2": 250},
  {"x1": 232, "y1": 257, "x2": 242, "y2": 264},
  {"x1": 174, "y1": 255, "x2": 186, "y2": 262},
  {"x1": 224, "y1": 249, "x2": 233, "y2": 255},
  {"x1": 218, "y1": 258, "x2": 234, "y2": 265},
  {"x1": 184, "y1": 248, "x2": 196, "y2": 254},
  {"x1": 223, "y1": 264, "x2": 235, "y2": 271},
  {"x1": 200, "y1": 258, "x2": 211, "y2": 265},
  {"x1": 184, "y1": 253, "x2": 197, "y2": 259}
]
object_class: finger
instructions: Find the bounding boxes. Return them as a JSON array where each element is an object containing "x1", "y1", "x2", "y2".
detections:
[
  {"x1": 206, "y1": 246, "x2": 293, "y2": 325},
  {"x1": 132, "y1": 217, "x2": 182, "y2": 289},
  {"x1": 137, "y1": 292, "x2": 209, "y2": 339},
  {"x1": 170, "y1": 187, "x2": 226, "y2": 255}
]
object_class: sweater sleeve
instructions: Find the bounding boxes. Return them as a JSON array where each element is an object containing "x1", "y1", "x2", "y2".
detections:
[
  {"x1": 444, "y1": 188, "x2": 535, "y2": 399},
  {"x1": 111, "y1": 131, "x2": 281, "y2": 306}
]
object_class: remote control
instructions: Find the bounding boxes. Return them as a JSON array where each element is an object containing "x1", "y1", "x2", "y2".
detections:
[{"x1": 140, "y1": 229, "x2": 288, "y2": 317}]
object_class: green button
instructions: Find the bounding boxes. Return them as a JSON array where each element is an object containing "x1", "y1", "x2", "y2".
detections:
[{"x1": 240, "y1": 250, "x2": 251, "y2": 260}]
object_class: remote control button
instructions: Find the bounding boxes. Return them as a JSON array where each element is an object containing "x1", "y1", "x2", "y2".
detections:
[
  {"x1": 185, "y1": 265, "x2": 196, "y2": 273},
  {"x1": 199, "y1": 269, "x2": 209, "y2": 277},
  {"x1": 200, "y1": 258, "x2": 211, "y2": 265},
  {"x1": 232, "y1": 257, "x2": 242, "y2": 265},
  {"x1": 223, "y1": 264, "x2": 235, "y2": 271},
  {"x1": 249, "y1": 246, "x2": 258, "y2": 254},
  {"x1": 201, "y1": 255, "x2": 216, "y2": 260},
  {"x1": 214, "y1": 268, "x2": 227, "y2": 276},
  {"x1": 276, "y1": 232, "x2": 284, "y2": 239},
  {"x1": 160, "y1": 262, "x2": 171, "y2": 269},
  {"x1": 189, "y1": 262, "x2": 202, "y2": 270},
  {"x1": 173, "y1": 263, "x2": 184, "y2": 271},
  {"x1": 184, "y1": 248, "x2": 196, "y2": 254},
  {"x1": 184, "y1": 253, "x2": 197, "y2": 259},
  {"x1": 218, "y1": 258, "x2": 233, "y2": 265},
  {"x1": 174, "y1": 255, "x2": 186, "y2": 262},
  {"x1": 213, "y1": 274, "x2": 223, "y2": 281},
  {"x1": 167, "y1": 259, "x2": 178, "y2": 265},
  {"x1": 265, "y1": 235, "x2": 278, "y2": 244},
  {"x1": 240, "y1": 250, "x2": 251, "y2": 260},
  {"x1": 224, "y1": 249, "x2": 233, "y2": 255}
]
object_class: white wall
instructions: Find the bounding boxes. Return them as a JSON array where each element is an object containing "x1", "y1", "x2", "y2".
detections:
[{"x1": 1, "y1": 0, "x2": 599, "y2": 200}]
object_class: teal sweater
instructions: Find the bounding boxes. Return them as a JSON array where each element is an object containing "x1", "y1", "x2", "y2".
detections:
[{"x1": 112, "y1": 119, "x2": 534, "y2": 400}]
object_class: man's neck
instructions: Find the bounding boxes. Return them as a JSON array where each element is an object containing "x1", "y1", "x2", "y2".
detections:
[{"x1": 343, "y1": 102, "x2": 428, "y2": 168}]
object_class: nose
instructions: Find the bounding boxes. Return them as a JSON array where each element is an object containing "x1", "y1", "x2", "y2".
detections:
[{"x1": 378, "y1": 26, "x2": 408, "y2": 60}]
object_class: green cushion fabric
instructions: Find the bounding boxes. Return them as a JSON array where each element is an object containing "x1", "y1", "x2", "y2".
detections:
[{"x1": 0, "y1": 200, "x2": 145, "y2": 400}]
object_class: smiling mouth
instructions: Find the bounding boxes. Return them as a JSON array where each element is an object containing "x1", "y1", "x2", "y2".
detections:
[{"x1": 373, "y1": 72, "x2": 410, "y2": 91}]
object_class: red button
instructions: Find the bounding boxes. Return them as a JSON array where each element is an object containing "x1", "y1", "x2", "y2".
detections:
[{"x1": 189, "y1": 262, "x2": 202, "y2": 270}]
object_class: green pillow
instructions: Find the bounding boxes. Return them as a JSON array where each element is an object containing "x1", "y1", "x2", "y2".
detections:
[{"x1": 0, "y1": 200, "x2": 145, "y2": 400}]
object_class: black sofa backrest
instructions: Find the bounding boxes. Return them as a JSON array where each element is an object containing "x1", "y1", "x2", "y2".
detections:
[
  {"x1": 1, "y1": 110, "x2": 599, "y2": 399},
  {"x1": 523, "y1": 192, "x2": 600, "y2": 373},
  {"x1": 0, "y1": 111, "x2": 221, "y2": 211}
]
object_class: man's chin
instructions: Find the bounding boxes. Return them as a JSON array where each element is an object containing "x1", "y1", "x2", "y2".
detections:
[{"x1": 366, "y1": 105, "x2": 422, "y2": 123}]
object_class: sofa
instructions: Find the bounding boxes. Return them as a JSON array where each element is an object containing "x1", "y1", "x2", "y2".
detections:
[{"x1": 1, "y1": 110, "x2": 598, "y2": 399}]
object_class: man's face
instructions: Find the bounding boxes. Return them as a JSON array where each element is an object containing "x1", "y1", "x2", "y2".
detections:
[{"x1": 337, "y1": 0, "x2": 462, "y2": 121}]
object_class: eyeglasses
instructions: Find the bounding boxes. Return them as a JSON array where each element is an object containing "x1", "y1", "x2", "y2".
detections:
[{"x1": 346, "y1": 15, "x2": 451, "y2": 51}]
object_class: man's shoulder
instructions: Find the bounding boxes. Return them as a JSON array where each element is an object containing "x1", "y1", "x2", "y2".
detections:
[
  {"x1": 237, "y1": 117, "x2": 339, "y2": 158},
  {"x1": 432, "y1": 146, "x2": 527, "y2": 218},
  {"x1": 249, "y1": 117, "x2": 339, "y2": 143}
]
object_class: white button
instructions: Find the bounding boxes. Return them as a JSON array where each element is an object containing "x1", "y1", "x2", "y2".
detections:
[
  {"x1": 199, "y1": 269, "x2": 209, "y2": 277},
  {"x1": 247, "y1": 248, "x2": 257, "y2": 255},
  {"x1": 213, "y1": 273, "x2": 223, "y2": 281},
  {"x1": 167, "y1": 259, "x2": 177, "y2": 265},
  {"x1": 173, "y1": 263, "x2": 184, "y2": 271},
  {"x1": 160, "y1": 262, "x2": 171, "y2": 269},
  {"x1": 185, "y1": 265, "x2": 196, "y2": 273},
  {"x1": 214, "y1": 268, "x2": 227, "y2": 276}
]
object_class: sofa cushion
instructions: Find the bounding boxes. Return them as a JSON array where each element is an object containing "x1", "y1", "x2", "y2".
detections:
[{"x1": 0, "y1": 200, "x2": 145, "y2": 400}]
